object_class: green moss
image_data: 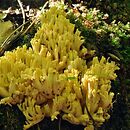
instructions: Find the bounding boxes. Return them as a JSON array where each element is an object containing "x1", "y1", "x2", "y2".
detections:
[{"x1": 0, "y1": 104, "x2": 25, "y2": 130}]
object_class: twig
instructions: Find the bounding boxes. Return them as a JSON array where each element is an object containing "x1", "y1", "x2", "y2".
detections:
[
  {"x1": 81, "y1": 87, "x2": 97, "y2": 130},
  {"x1": 22, "y1": 1, "x2": 49, "y2": 35},
  {"x1": 0, "y1": 20, "x2": 30, "y2": 56},
  {"x1": 22, "y1": 18, "x2": 36, "y2": 35},
  {"x1": 1, "y1": 20, "x2": 30, "y2": 48},
  {"x1": 58, "y1": 117, "x2": 61, "y2": 130},
  {"x1": 85, "y1": 104, "x2": 98, "y2": 130},
  {"x1": 17, "y1": 0, "x2": 25, "y2": 32}
]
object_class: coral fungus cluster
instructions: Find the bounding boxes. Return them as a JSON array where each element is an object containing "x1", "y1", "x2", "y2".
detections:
[{"x1": 0, "y1": 4, "x2": 119, "y2": 130}]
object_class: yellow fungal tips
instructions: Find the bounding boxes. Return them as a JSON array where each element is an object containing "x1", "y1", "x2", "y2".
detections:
[
  {"x1": 81, "y1": 56, "x2": 119, "y2": 127},
  {"x1": 90, "y1": 56, "x2": 119, "y2": 79},
  {"x1": 18, "y1": 97, "x2": 44, "y2": 130},
  {"x1": 0, "y1": 87, "x2": 9, "y2": 97},
  {"x1": 40, "y1": 6, "x2": 66, "y2": 24},
  {"x1": 85, "y1": 124, "x2": 94, "y2": 130},
  {"x1": 100, "y1": 91, "x2": 114, "y2": 109},
  {"x1": 0, "y1": 4, "x2": 119, "y2": 130},
  {"x1": 63, "y1": 113, "x2": 81, "y2": 124},
  {"x1": 92, "y1": 107, "x2": 105, "y2": 123},
  {"x1": 31, "y1": 6, "x2": 83, "y2": 60},
  {"x1": 78, "y1": 114, "x2": 89, "y2": 125}
]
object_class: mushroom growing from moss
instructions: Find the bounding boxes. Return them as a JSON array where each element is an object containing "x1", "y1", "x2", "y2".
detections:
[{"x1": 0, "y1": 3, "x2": 119, "y2": 130}]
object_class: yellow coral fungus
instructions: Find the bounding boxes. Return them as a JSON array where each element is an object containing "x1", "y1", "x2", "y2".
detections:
[
  {"x1": 0, "y1": 4, "x2": 119, "y2": 130},
  {"x1": 18, "y1": 97, "x2": 45, "y2": 130}
]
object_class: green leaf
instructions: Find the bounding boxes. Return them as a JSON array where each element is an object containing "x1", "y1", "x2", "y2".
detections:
[
  {"x1": 0, "y1": 13, "x2": 7, "y2": 20},
  {"x1": 66, "y1": 76, "x2": 76, "y2": 80},
  {"x1": 0, "y1": 21, "x2": 13, "y2": 46}
]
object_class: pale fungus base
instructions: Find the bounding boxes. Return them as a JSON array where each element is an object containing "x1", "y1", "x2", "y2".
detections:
[{"x1": 0, "y1": 5, "x2": 119, "y2": 130}]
